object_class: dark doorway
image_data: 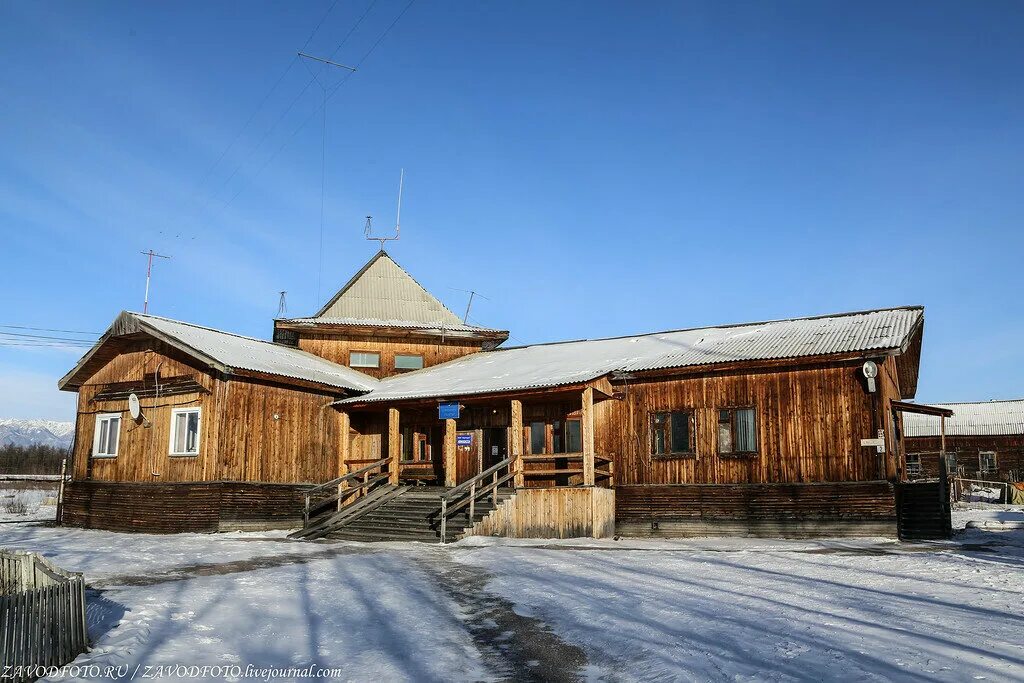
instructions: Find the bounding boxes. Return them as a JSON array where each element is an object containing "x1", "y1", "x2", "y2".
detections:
[{"x1": 482, "y1": 428, "x2": 507, "y2": 471}]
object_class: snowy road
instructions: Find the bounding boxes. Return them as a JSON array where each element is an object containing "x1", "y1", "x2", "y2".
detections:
[{"x1": 2, "y1": 514, "x2": 1023, "y2": 682}]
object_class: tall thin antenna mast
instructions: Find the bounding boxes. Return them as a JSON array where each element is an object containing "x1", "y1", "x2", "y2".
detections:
[
  {"x1": 297, "y1": 51, "x2": 357, "y2": 304},
  {"x1": 364, "y1": 169, "x2": 404, "y2": 250},
  {"x1": 140, "y1": 250, "x2": 171, "y2": 314},
  {"x1": 449, "y1": 287, "x2": 490, "y2": 323},
  {"x1": 277, "y1": 291, "x2": 288, "y2": 318}
]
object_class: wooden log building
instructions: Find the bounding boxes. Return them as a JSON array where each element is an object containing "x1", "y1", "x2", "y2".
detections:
[
  {"x1": 904, "y1": 399, "x2": 1024, "y2": 483},
  {"x1": 59, "y1": 250, "x2": 939, "y2": 539}
]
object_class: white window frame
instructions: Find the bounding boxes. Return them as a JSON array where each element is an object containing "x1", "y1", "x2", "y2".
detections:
[
  {"x1": 979, "y1": 451, "x2": 997, "y2": 474},
  {"x1": 92, "y1": 413, "x2": 121, "y2": 458},
  {"x1": 349, "y1": 351, "x2": 380, "y2": 369},
  {"x1": 905, "y1": 452, "x2": 922, "y2": 477},
  {"x1": 168, "y1": 407, "x2": 202, "y2": 456}
]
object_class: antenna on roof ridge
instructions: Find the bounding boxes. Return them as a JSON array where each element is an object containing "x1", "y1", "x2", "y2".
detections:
[
  {"x1": 277, "y1": 291, "x2": 288, "y2": 318},
  {"x1": 364, "y1": 169, "x2": 403, "y2": 250}
]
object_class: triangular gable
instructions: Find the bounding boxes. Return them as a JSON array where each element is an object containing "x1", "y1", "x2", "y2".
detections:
[{"x1": 315, "y1": 250, "x2": 465, "y2": 326}]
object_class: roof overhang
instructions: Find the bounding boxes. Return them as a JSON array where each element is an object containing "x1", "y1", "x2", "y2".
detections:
[
  {"x1": 891, "y1": 400, "x2": 954, "y2": 418},
  {"x1": 274, "y1": 318, "x2": 509, "y2": 344}
]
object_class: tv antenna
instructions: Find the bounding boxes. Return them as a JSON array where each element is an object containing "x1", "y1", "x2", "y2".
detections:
[
  {"x1": 365, "y1": 169, "x2": 404, "y2": 250},
  {"x1": 298, "y1": 51, "x2": 357, "y2": 304},
  {"x1": 449, "y1": 287, "x2": 490, "y2": 323},
  {"x1": 140, "y1": 249, "x2": 171, "y2": 314},
  {"x1": 277, "y1": 291, "x2": 288, "y2": 318}
]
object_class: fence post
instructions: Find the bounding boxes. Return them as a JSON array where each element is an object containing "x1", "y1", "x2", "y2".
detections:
[{"x1": 469, "y1": 482, "x2": 476, "y2": 525}]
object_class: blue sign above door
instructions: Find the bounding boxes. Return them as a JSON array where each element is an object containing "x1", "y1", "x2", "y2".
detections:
[{"x1": 438, "y1": 402, "x2": 461, "y2": 420}]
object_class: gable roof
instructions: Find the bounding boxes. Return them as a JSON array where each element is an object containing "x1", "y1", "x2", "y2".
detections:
[
  {"x1": 306, "y1": 250, "x2": 486, "y2": 328},
  {"x1": 904, "y1": 399, "x2": 1024, "y2": 438},
  {"x1": 337, "y1": 306, "x2": 924, "y2": 405},
  {"x1": 59, "y1": 312, "x2": 379, "y2": 393}
]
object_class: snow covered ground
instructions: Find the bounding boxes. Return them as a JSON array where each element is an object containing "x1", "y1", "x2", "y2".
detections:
[{"x1": 1, "y1": 514, "x2": 1023, "y2": 681}]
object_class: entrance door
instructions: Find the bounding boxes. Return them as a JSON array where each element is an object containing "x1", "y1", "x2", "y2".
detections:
[
  {"x1": 482, "y1": 428, "x2": 507, "y2": 471},
  {"x1": 455, "y1": 430, "x2": 479, "y2": 484}
]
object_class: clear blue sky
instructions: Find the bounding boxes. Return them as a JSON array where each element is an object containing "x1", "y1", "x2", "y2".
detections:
[{"x1": 1, "y1": 1, "x2": 1022, "y2": 420}]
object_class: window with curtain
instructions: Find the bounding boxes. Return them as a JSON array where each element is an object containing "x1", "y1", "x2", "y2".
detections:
[
  {"x1": 92, "y1": 414, "x2": 121, "y2": 457},
  {"x1": 170, "y1": 408, "x2": 201, "y2": 455},
  {"x1": 906, "y1": 453, "x2": 922, "y2": 477},
  {"x1": 718, "y1": 408, "x2": 757, "y2": 455},
  {"x1": 651, "y1": 411, "x2": 695, "y2": 456}
]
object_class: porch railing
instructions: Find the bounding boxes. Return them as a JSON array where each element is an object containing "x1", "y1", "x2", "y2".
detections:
[
  {"x1": 439, "y1": 457, "x2": 517, "y2": 543},
  {"x1": 519, "y1": 453, "x2": 615, "y2": 485},
  {"x1": 302, "y1": 457, "x2": 390, "y2": 528}
]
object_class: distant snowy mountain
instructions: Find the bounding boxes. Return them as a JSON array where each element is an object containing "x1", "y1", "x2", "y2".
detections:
[{"x1": 0, "y1": 419, "x2": 74, "y2": 449}]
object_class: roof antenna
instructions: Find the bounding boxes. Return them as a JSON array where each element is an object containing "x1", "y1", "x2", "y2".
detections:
[
  {"x1": 449, "y1": 287, "x2": 490, "y2": 323},
  {"x1": 277, "y1": 291, "x2": 288, "y2": 318},
  {"x1": 365, "y1": 169, "x2": 403, "y2": 251},
  {"x1": 140, "y1": 249, "x2": 172, "y2": 314}
]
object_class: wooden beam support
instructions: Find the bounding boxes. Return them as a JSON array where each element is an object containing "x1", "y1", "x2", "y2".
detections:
[
  {"x1": 581, "y1": 387, "x2": 595, "y2": 486},
  {"x1": 510, "y1": 399, "x2": 524, "y2": 488},
  {"x1": 444, "y1": 418, "x2": 457, "y2": 487},
  {"x1": 387, "y1": 408, "x2": 400, "y2": 485}
]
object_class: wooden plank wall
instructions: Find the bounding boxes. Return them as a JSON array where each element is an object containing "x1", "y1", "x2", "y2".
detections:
[
  {"x1": 616, "y1": 481, "x2": 897, "y2": 538},
  {"x1": 71, "y1": 341, "x2": 344, "y2": 485},
  {"x1": 296, "y1": 334, "x2": 484, "y2": 379},
  {"x1": 465, "y1": 487, "x2": 615, "y2": 539},
  {"x1": 595, "y1": 358, "x2": 901, "y2": 486},
  {"x1": 61, "y1": 480, "x2": 308, "y2": 533},
  {"x1": 906, "y1": 434, "x2": 1024, "y2": 481}
]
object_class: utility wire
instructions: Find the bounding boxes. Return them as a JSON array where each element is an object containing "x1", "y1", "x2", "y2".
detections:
[
  {"x1": 162, "y1": 0, "x2": 349, "y2": 237},
  {"x1": 202, "y1": 0, "x2": 412, "y2": 228},
  {"x1": 0, "y1": 324, "x2": 101, "y2": 335},
  {"x1": 193, "y1": 0, "x2": 383, "y2": 233},
  {"x1": 0, "y1": 331, "x2": 97, "y2": 343}
]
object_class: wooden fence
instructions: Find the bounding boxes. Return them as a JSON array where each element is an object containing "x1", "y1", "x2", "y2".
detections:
[{"x1": 0, "y1": 551, "x2": 89, "y2": 681}]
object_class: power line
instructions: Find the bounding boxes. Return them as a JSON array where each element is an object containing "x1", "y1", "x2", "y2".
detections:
[
  {"x1": 200, "y1": 0, "x2": 414, "y2": 230},
  {"x1": 0, "y1": 324, "x2": 101, "y2": 335},
  {"x1": 159, "y1": 0, "x2": 349, "y2": 237},
  {"x1": 191, "y1": 0, "x2": 384, "y2": 234},
  {"x1": 0, "y1": 331, "x2": 97, "y2": 343}
]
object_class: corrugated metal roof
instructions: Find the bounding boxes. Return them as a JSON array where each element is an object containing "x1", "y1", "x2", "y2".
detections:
[
  {"x1": 126, "y1": 313, "x2": 378, "y2": 392},
  {"x1": 337, "y1": 306, "x2": 923, "y2": 405},
  {"x1": 903, "y1": 399, "x2": 1024, "y2": 437},
  {"x1": 281, "y1": 317, "x2": 503, "y2": 334},
  {"x1": 311, "y1": 251, "x2": 498, "y2": 332}
]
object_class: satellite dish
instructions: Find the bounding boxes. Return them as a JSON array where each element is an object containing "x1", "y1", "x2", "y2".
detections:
[
  {"x1": 128, "y1": 393, "x2": 142, "y2": 421},
  {"x1": 862, "y1": 361, "x2": 878, "y2": 379}
]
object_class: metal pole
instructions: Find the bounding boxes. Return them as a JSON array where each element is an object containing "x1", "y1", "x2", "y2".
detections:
[{"x1": 440, "y1": 499, "x2": 447, "y2": 543}]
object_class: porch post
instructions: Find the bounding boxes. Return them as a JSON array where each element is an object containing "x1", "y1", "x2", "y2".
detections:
[
  {"x1": 581, "y1": 387, "x2": 595, "y2": 486},
  {"x1": 388, "y1": 408, "x2": 400, "y2": 485},
  {"x1": 444, "y1": 418, "x2": 457, "y2": 487},
  {"x1": 338, "y1": 410, "x2": 351, "y2": 509},
  {"x1": 510, "y1": 399, "x2": 524, "y2": 488}
]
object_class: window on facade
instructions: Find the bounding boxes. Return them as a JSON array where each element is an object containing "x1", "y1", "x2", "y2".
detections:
[
  {"x1": 401, "y1": 426, "x2": 413, "y2": 460},
  {"x1": 944, "y1": 452, "x2": 957, "y2": 474},
  {"x1": 394, "y1": 354, "x2": 424, "y2": 370},
  {"x1": 979, "y1": 451, "x2": 997, "y2": 474},
  {"x1": 906, "y1": 453, "x2": 922, "y2": 477},
  {"x1": 718, "y1": 408, "x2": 757, "y2": 454},
  {"x1": 170, "y1": 408, "x2": 201, "y2": 455},
  {"x1": 565, "y1": 419, "x2": 582, "y2": 453},
  {"x1": 349, "y1": 351, "x2": 380, "y2": 368},
  {"x1": 92, "y1": 413, "x2": 121, "y2": 457},
  {"x1": 650, "y1": 411, "x2": 695, "y2": 456},
  {"x1": 529, "y1": 421, "x2": 546, "y2": 454}
]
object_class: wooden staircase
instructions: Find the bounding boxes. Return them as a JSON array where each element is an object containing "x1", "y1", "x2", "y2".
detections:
[
  {"x1": 291, "y1": 456, "x2": 519, "y2": 543},
  {"x1": 325, "y1": 486, "x2": 514, "y2": 543}
]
